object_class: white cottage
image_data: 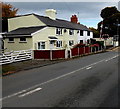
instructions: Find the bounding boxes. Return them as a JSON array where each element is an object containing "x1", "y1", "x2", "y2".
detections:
[{"x1": 3, "y1": 9, "x2": 93, "y2": 52}]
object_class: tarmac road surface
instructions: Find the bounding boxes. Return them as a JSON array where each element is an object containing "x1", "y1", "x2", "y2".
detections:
[{"x1": 2, "y1": 49, "x2": 119, "y2": 108}]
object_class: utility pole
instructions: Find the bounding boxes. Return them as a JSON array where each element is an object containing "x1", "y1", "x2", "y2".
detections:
[
  {"x1": 117, "y1": 19, "x2": 119, "y2": 46},
  {"x1": 113, "y1": 19, "x2": 119, "y2": 47},
  {"x1": 100, "y1": 21, "x2": 103, "y2": 38}
]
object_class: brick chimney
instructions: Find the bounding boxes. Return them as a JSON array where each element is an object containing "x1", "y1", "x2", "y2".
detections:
[{"x1": 71, "y1": 15, "x2": 78, "y2": 23}]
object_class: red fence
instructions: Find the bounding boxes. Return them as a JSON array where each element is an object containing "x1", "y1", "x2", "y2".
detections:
[
  {"x1": 34, "y1": 50, "x2": 50, "y2": 59},
  {"x1": 71, "y1": 47, "x2": 91, "y2": 57},
  {"x1": 85, "y1": 46, "x2": 90, "y2": 54},
  {"x1": 34, "y1": 50, "x2": 65, "y2": 60},
  {"x1": 34, "y1": 45, "x2": 101, "y2": 60},
  {"x1": 52, "y1": 50, "x2": 65, "y2": 59},
  {"x1": 71, "y1": 48, "x2": 78, "y2": 56}
]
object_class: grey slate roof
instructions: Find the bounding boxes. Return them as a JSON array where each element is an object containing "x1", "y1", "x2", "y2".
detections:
[
  {"x1": 5, "y1": 13, "x2": 91, "y2": 38},
  {"x1": 34, "y1": 14, "x2": 90, "y2": 31},
  {"x1": 4, "y1": 26, "x2": 46, "y2": 37}
]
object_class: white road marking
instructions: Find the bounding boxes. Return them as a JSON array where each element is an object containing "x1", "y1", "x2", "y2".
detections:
[
  {"x1": 86, "y1": 66, "x2": 92, "y2": 70},
  {"x1": 1, "y1": 55, "x2": 119, "y2": 101},
  {"x1": 18, "y1": 88, "x2": 42, "y2": 97},
  {"x1": 105, "y1": 55, "x2": 119, "y2": 62}
]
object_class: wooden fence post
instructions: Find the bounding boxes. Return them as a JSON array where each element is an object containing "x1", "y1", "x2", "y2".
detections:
[
  {"x1": 78, "y1": 47, "x2": 79, "y2": 56},
  {"x1": 50, "y1": 50, "x2": 52, "y2": 60},
  {"x1": 90, "y1": 47, "x2": 92, "y2": 53},
  {"x1": 32, "y1": 50, "x2": 34, "y2": 60},
  {"x1": 84, "y1": 47, "x2": 85, "y2": 54},
  {"x1": 95, "y1": 47, "x2": 96, "y2": 53},
  {"x1": 11, "y1": 51, "x2": 14, "y2": 63}
]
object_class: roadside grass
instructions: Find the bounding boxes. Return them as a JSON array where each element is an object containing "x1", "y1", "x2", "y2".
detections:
[
  {"x1": 1, "y1": 59, "x2": 65, "y2": 76},
  {"x1": 2, "y1": 65, "x2": 17, "y2": 74}
]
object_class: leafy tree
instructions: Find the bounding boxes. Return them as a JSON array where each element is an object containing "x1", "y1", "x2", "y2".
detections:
[
  {"x1": 98, "y1": 6, "x2": 120, "y2": 38},
  {"x1": 0, "y1": 2, "x2": 18, "y2": 32},
  {"x1": 100, "y1": 6, "x2": 119, "y2": 19}
]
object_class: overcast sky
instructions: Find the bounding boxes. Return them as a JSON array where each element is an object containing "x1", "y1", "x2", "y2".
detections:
[{"x1": 6, "y1": 1, "x2": 119, "y2": 28}]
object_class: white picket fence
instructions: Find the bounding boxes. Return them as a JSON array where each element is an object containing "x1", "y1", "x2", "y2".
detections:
[{"x1": 0, "y1": 49, "x2": 33, "y2": 65}]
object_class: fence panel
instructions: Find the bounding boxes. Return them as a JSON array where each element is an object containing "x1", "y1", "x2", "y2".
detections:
[
  {"x1": 85, "y1": 47, "x2": 90, "y2": 54},
  {"x1": 52, "y1": 50, "x2": 65, "y2": 59},
  {"x1": 34, "y1": 50, "x2": 65, "y2": 60},
  {"x1": 34, "y1": 50, "x2": 50, "y2": 59},
  {"x1": 71, "y1": 48, "x2": 79, "y2": 57},
  {"x1": 79, "y1": 47, "x2": 84, "y2": 55},
  {"x1": 0, "y1": 49, "x2": 32, "y2": 65}
]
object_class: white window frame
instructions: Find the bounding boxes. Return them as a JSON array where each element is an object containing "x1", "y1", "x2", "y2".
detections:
[
  {"x1": 38, "y1": 41, "x2": 45, "y2": 50},
  {"x1": 69, "y1": 40, "x2": 74, "y2": 46},
  {"x1": 19, "y1": 37, "x2": 27, "y2": 42},
  {"x1": 8, "y1": 37, "x2": 14, "y2": 42},
  {"x1": 80, "y1": 30, "x2": 84, "y2": 36},
  {"x1": 56, "y1": 40, "x2": 62, "y2": 48},
  {"x1": 87, "y1": 31, "x2": 90, "y2": 36},
  {"x1": 80, "y1": 40, "x2": 83, "y2": 44},
  {"x1": 56, "y1": 28, "x2": 62, "y2": 35},
  {"x1": 69, "y1": 29, "x2": 74, "y2": 35}
]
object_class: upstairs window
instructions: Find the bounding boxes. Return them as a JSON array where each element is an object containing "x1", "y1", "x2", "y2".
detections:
[
  {"x1": 80, "y1": 30, "x2": 83, "y2": 36},
  {"x1": 20, "y1": 37, "x2": 26, "y2": 42},
  {"x1": 8, "y1": 37, "x2": 14, "y2": 42},
  {"x1": 56, "y1": 41, "x2": 62, "y2": 47},
  {"x1": 56, "y1": 28, "x2": 62, "y2": 35},
  {"x1": 69, "y1": 40, "x2": 74, "y2": 46},
  {"x1": 69, "y1": 29, "x2": 74, "y2": 35},
  {"x1": 87, "y1": 31, "x2": 90, "y2": 36}
]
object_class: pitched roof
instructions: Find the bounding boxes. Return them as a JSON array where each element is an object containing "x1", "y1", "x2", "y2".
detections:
[
  {"x1": 34, "y1": 14, "x2": 91, "y2": 31},
  {"x1": 5, "y1": 13, "x2": 91, "y2": 38},
  {"x1": 4, "y1": 26, "x2": 46, "y2": 37}
]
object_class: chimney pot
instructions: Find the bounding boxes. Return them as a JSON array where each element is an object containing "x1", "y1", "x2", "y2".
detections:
[{"x1": 71, "y1": 14, "x2": 78, "y2": 23}]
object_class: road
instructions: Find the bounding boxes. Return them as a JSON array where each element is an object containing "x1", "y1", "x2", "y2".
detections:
[{"x1": 2, "y1": 49, "x2": 119, "y2": 108}]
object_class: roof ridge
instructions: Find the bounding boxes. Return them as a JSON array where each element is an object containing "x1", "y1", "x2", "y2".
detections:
[
  {"x1": 33, "y1": 13, "x2": 50, "y2": 19},
  {"x1": 9, "y1": 13, "x2": 35, "y2": 19},
  {"x1": 14, "y1": 25, "x2": 46, "y2": 29}
]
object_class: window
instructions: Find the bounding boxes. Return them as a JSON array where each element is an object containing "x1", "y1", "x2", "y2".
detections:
[
  {"x1": 80, "y1": 40, "x2": 83, "y2": 44},
  {"x1": 80, "y1": 30, "x2": 83, "y2": 36},
  {"x1": 69, "y1": 40, "x2": 74, "y2": 46},
  {"x1": 20, "y1": 37, "x2": 26, "y2": 42},
  {"x1": 87, "y1": 31, "x2": 90, "y2": 36},
  {"x1": 87, "y1": 39, "x2": 90, "y2": 44},
  {"x1": 8, "y1": 38, "x2": 14, "y2": 42},
  {"x1": 50, "y1": 40, "x2": 55, "y2": 44},
  {"x1": 56, "y1": 28, "x2": 62, "y2": 35},
  {"x1": 69, "y1": 29, "x2": 74, "y2": 35},
  {"x1": 56, "y1": 41, "x2": 62, "y2": 47},
  {"x1": 38, "y1": 42, "x2": 45, "y2": 49}
]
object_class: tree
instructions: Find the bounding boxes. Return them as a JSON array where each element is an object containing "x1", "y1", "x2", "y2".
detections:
[
  {"x1": 0, "y1": 2, "x2": 18, "y2": 32},
  {"x1": 100, "y1": 6, "x2": 119, "y2": 19},
  {"x1": 98, "y1": 6, "x2": 120, "y2": 38},
  {"x1": 0, "y1": 2, "x2": 18, "y2": 18}
]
